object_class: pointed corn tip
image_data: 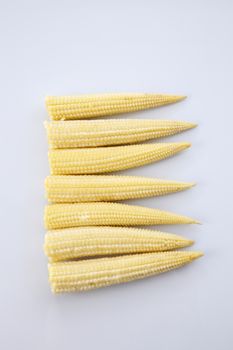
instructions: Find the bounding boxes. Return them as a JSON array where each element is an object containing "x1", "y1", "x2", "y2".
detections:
[
  {"x1": 158, "y1": 94, "x2": 187, "y2": 105},
  {"x1": 192, "y1": 219, "x2": 201, "y2": 224},
  {"x1": 180, "y1": 215, "x2": 199, "y2": 224},
  {"x1": 182, "y1": 142, "x2": 191, "y2": 149},
  {"x1": 181, "y1": 182, "x2": 196, "y2": 190},
  {"x1": 178, "y1": 95, "x2": 187, "y2": 100},
  {"x1": 176, "y1": 237, "x2": 194, "y2": 248},
  {"x1": 190, "y1": 251, "x2": 204, "y2": 260},
  {"x1": 170, "y1": 95, "x2": 187, "y2": 102},
  {"x1": 181, "y1": 121, "x2": 197, "y2": 130},
  {"x1": 194, "y1": 220, "x2": 202, "y2": 225},
  {"x1": 189, "y1": 122, "x2": 198, "y2": 128},
  {"x1": 185, "y1": 239, "x2": 195, "y2": 247},
  {"x1": 174, "y1": 142, "x2": 191, "y2": 152}
]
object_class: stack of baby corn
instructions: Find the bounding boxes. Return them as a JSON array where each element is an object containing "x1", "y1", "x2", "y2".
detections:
[{"x1": 44, "y1": 93, "x2": 202, "y2": 293}]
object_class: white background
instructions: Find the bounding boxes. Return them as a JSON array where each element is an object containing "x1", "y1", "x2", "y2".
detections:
[{"x1": 1, "y1": 0, "x2": 233, "y2": 349}]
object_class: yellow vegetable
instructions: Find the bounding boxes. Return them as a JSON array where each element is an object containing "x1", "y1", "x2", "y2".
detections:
[
  {"x1": 48, "y1": 251, "x2": 203, "y2": 292},
  {"x1": 44, "y1": 226, "x2": 194, "y2": 262},
  {"x1": 44, "y1": 119, "x2": 195, "y2": 148},
  {"x1": 48, "y1": 142, "x2": 190, "y2": 175},
  {"x1": 46, "y1": 93, "x2": 186, "y2": 120},
  {"x1": 45, "y1": 175, "x2": 194, "y2": 203},
  {"x1": 44, "y1": 202, "x2": 198, "y2": 230}
]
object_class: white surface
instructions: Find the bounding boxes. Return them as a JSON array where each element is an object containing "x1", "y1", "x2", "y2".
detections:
[{"x1": 1, "y1": 0, "x2": 233, "y2": 349}]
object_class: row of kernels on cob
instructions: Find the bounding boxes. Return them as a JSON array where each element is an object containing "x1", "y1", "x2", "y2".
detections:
[
  {"x1": 45, "y1": 119, "x2": 196, "y2": 148},
  {"x1": 45, "y1": 227, "x2": 194, "y2": 262},
  {"x1": 44, "y1": 93, "x2": 202, "y2": 293},
  {"x1": 48, "y1": 143, "x2": 191, "y2": 175},
  {"x1": 46, "y1": 93, "x2": 186, "y2": 120},
  {"x1": 45, "y1": 175, "x2": 194, "y2": 203},
  {"x1": 44, "y1": 202, "x2": 198, "y2": 230},
  {"x1": 49, "y1": 251, "x2": 203, "y2": 293}
]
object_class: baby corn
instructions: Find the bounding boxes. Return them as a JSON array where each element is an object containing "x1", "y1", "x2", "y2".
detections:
[
  {"x1": 45, "y1": 120, "x2": 195, "y2": 148},
  {"x1": 45, "y1": 175, "x2": 194, "y2": 203},
  {"x1": 46, "y1": 93, "x2": 186, "y2": 120},
  {"x1": 44, "y1": 226, "x2": 194, "y2": 262},
  {"x1": 44, "y1": 202, "x2": 198, "y2": 230},
  {"x1": 49, "y1": 142, "x2": 190, "y2": 175},
  {"x1": 48, "y1": 251, "x2": 203, "y2": 292}
]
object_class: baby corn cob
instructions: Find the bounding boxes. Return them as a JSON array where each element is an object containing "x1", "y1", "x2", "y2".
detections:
[
  {"x1": 49, "y1": 143, "x2": 190, "y2": 175},
  {"x1": 46, "y1": 93, "x2": 186, "y2": 120},
  {"x1": 44, "y1": 202, "x2": 198, "y2": 230},
  {"x1": 45, "y1": 175, "x2": 194, "y2": 203},
  {"x1": 48, "y1": 251, "x2": 203, "y2": 292},
  {"x1": 44, "y1": 120, "x2": 195, "y2": 148},
  {"x1": 44, "y1": 226, "x2": 194, "y2": 262}
]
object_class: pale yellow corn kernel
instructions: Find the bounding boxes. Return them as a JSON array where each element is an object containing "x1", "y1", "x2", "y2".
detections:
[
  {"x1": 48, "y1": 251, "x2": 203, "y2": 293},
  {"x1": 46, "y1": 93, "x2": 186, "y2": 120},
  {"x1": 44, "y1": 226, "x2": 194, "y2": 262},
  {"x1": 45, "y1": 175, "x2": 195, "y2": 203},
  {"x1": 44, "y1": 202, "x2": 198, "y2": 230},
  {"x1": 44, "y1": 120, "x2": 196, "y2": 148},
  {"x1": 48, "y1": 142, "x2": 190, "y2": 175}
]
